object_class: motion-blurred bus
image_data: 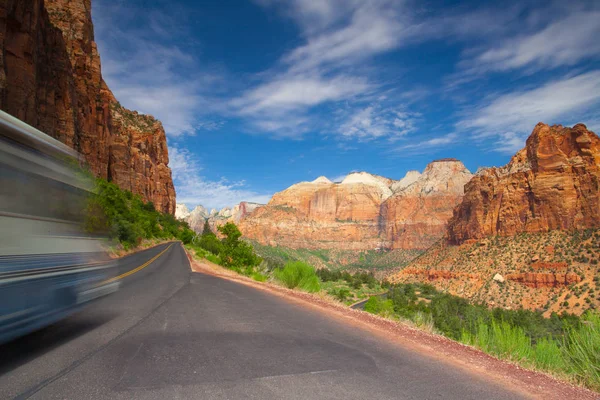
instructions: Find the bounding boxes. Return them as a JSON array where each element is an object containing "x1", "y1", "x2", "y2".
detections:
[{"x1": 0, "y1": 110, "x2": 118, "y2": 344}]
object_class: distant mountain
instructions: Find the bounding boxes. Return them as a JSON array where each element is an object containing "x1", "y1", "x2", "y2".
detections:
[
  {"x1": 238, "y1": 161, "x2": 473, "y2": 250},
  {"x1": 176, "y1": 202, "x2": 263, "y2": 233}
]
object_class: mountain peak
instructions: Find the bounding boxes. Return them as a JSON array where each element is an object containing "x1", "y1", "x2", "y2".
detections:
[{"x1": 312, "y1": 176, "x2": 333, "y2": 184}]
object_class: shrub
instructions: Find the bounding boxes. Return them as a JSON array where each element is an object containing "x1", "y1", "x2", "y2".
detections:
[
  {"x1": 273, "y1": 261, "x2": 321, "y2": 293},
  {"x1": 364, "y1": 296, "x2": 394, "y2": 318},
  {"x1": 205, "y1": 254, "x2": 221, "y2": 264},
  {"x1": 334, "y1": 288, "x2": 351, "y2": 302},
  {"x1": 251, "y1": 273, "x2": 268, "y2": 282},
  {"x1": 198, "y1": 234, "x2": 223, "y2": 255}
]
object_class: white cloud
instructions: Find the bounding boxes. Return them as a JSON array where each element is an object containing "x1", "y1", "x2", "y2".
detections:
[
  {"x1": 459, "y1": 70, "x2": 600, "y2": 153},
  {"x1": 338, "y1": 107, "x2": 417, "y2": 140},
  {"x1": 93, "y1": 1, "x2": 221, "y2": 137},
  {"x1": 395, "y1": 133, "x2": 459, "y2": 152},
  {"x1": 233, "y1": 76, "x2": 370, "y2": 114},
  {"x1": 169, "y1": 147, "x2": 272, "y2": 209},
  {"x1": 234, "y1": 0, "x2": 414, "y2": 138},
  {"x1": 283, "y1": 1, "x2": 408, "y2": 73},
  {"x1": 470, "y1": 11, "x2": 600, "y2": 73}
]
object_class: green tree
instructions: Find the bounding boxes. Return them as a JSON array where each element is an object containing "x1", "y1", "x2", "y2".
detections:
[
  {"x1": 217, "y1": 222, "x2": 261, "y2": 268},
  {"x1": 202, "y1": 219, "x2": 213, "y2": 236}
]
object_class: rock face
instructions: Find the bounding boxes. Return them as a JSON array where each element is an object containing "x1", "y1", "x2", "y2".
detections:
[
  {"x1": 239, "y1": 161, "x2": 472, "y2": 250},
  {"x1": 504, "y1": 272, "x2": 581, "y2": 288},
  {"x1": 176, "y1": 202, "x2": 263, "y2": 234},
  {"x1": 0, "y1": 0, "x2": 175, "y2": 214},
  {"x1": 448, "y1": 123, "x2": 600, "y2": 243},
  {"x1": 382, "y1": 159, "x2": 473, "y2": 249}
]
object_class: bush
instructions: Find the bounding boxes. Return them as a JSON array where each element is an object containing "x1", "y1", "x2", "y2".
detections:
[
  {"x1": 85, "y1": 178, "x2": 195, "y2": 248},
  {"x1": 364, "y1": 296, "x2": 394, "y2": 318},
  {"x1": 198, "y1": 234, "x2": 223, "y2": 255},
  {"x1": 251, "y1": 273, "x2": 268, "y2": 282},
  {"x1": 273, "y1": 261, "x2": 321, "y2": 293}
]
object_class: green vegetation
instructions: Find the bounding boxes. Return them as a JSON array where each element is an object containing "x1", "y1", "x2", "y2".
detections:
[
  {"x1": 273, "y1": 261, "x2": 321, "y2": 293},
  {"x1": 317, "y1": 269, "x2": 384, "y2": 304},
  {"x1": 188, "y1": 222, "x2": 262, "y2": 277},
  {"x1": 363, "y1": 281, "x2": 600, "y2": 390},
  {"x1": 85, "y1": 178, "x2": 194, "y2": 249},
  {"x1": 251, "y1": 242, "x2": 422, "y2": 273}
]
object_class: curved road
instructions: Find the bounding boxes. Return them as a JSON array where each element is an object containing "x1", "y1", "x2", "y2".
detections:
[{"x1": 0, "y1": 243, "x2": 525, "y2": 399}]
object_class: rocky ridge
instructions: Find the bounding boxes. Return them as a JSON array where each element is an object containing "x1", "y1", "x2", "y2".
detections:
[
  {"x1": 238, "y1": 160, "x2": 472, "y2": 250},
  {"x1": 448, "y1": 123, "x2": 600, "y2": 243},
  {"x1": 391, "y1": 123, "x2": 600, "y2": 315},
  {"x1": 0, "y1": 0, "x2": 175, "y2": 213},
  {"x1": 176, "y1": 202, "x2": 263, "y2": 234}
]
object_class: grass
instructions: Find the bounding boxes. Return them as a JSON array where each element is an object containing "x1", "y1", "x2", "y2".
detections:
[
  {"x1": 273, "y1": 261, "x2": 321, "y2": 293},
  {"x1": 563, "y1": 312, "x2": 600, "y2": 390},
  {"x1": 362, "y1": 281, "x2": 600, "y2": 391},
  {"x1": 251, "y1": 272, "x2": 268, "y2": 282}
]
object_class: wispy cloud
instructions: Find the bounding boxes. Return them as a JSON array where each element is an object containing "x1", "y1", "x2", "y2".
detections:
[
  {"x1": 233, "y1": 75, "x2": 370, "y2": 115},
  {"x1": 466, "y1": 11, "x2": 600, "y2": 74},
  {"x1": 234, "y1": 0, "x2": 416, "y2": 138},
  {"x1": 458, "y1": 70, "x2": 600, "y2": 153},
  {"x1": 337, "y1": 106, "x2": 418, "y2": 140},
  {"x1": 93, "y1": 1, "x2": 222, "y2": 137},
  {"x1": 394, "y1": 132, "x2": 459, "y2": 154},
  {"x1": 169, "y1": 147, "x2": 272, "y2": 209}
]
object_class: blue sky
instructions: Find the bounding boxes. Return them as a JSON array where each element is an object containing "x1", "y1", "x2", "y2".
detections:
[{"x1": 92, "y1": 0, "x2": 600, "y2": 209}]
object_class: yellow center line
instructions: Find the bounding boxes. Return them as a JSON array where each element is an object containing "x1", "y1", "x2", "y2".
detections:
[{"x1": 101, "y1": 244, "x2": 173, "y2": 285}]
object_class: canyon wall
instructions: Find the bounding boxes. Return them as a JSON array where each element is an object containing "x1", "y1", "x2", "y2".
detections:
[
  {"x1": 0, "y1": 0, "x2": 175, "y2": 213},
  {"x1": 448, "y1": 123, "x2": 600, "y2": 243},
  {"x1": 238, "y1": 160, "x2": 472, "y2": 250}
]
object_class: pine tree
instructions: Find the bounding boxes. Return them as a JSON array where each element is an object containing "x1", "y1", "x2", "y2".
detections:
[{"x1": 201, "y1": 219, "x2": 213, "y2": 236}]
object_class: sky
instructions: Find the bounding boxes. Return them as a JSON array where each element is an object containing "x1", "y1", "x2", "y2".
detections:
[{"x1": 92, "y1": 0, "x2": 600, "y2": 210}]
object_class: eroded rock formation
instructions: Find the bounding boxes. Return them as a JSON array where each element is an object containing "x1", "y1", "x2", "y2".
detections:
[
  {"x1": 239, "y1": 160, "x2": 472, "y2": 250},
  {"x1": 176, "y1": 202, "x2": 263, "y2": 234},
  {"x1": 382, "y1": 159, "x2": 473, "y2": 249},
  {"x1": 448, "y1": 123, "x2": 600, "y2": 243},
  {"x1": 0, "y1": 0, "x2": 175, "y2": 213}
]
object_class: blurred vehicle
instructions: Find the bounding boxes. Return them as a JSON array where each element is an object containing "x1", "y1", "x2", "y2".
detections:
[{"x1": 0, "y1": 110, "x2": 118, "y2": 344}]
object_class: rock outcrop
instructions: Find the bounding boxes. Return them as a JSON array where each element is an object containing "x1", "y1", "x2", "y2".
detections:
[
  {"x1": 0, "y1": 0, "x2": 175, "y2": 213},
  {"x1": 448, "y1": 123, "x2": 600, "y2": 243},
  {"x1": 239, "y1": 161, "x2": 472, "y2": 250},
  {"x1": 504, "y1": 272, "x2": 581, "y2": 288},
  {"x1": 176, "y1": 202, "x2": 263, "y2": 233},
  {"x1": 382, "y1": 159, "x2": 473, "y2": 249}
]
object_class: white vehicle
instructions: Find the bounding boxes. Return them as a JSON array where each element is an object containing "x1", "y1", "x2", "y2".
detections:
[{"x1": 0, "y1": 110, "x2": 118, "y2": 343}]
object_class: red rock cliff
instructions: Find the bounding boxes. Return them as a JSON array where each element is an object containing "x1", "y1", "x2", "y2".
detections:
[
  {"x1": 0, "y1": 0, "x2": 176, "y2": 214},
  {"x1": 240, "y1": 162, "x2": 472, "y2": 250},
  {"x1": 448, "y1": 123, "x2": 600, "y2": 243}
]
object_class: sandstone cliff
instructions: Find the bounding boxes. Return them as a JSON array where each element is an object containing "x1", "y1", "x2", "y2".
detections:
[
  {"x1": 382, "y1": 159, "x2": 473, "y2": 249},
  {"x1": 0, "y1": 0, "x2": 175, "y2": 213},
  {"x1": 239, "y1": 161, "x2": 472, "y2": 250},
  {"x1": 448, "y1": 123, "x2": 600, "y2": 243}
]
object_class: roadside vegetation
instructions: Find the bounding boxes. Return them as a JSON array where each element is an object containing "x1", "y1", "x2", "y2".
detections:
[
  {"x1": 364, "y1": 281, "x2": 600, "y2": 391},
  {"x1": 85, "y1": 178, "x2": 195, "y2": 249},
  {"x1": 186, "y1": 230, "x2": 599, "y2": 391}
]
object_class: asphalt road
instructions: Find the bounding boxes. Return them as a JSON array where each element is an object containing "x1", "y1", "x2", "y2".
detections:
[{"x1": 0, "y1": 243, "x2": 526, "y2": 399}]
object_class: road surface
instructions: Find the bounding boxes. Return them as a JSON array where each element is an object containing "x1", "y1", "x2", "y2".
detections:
[{"x1": 0, "y1": 243, "x2": 526, "y2": 399}]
